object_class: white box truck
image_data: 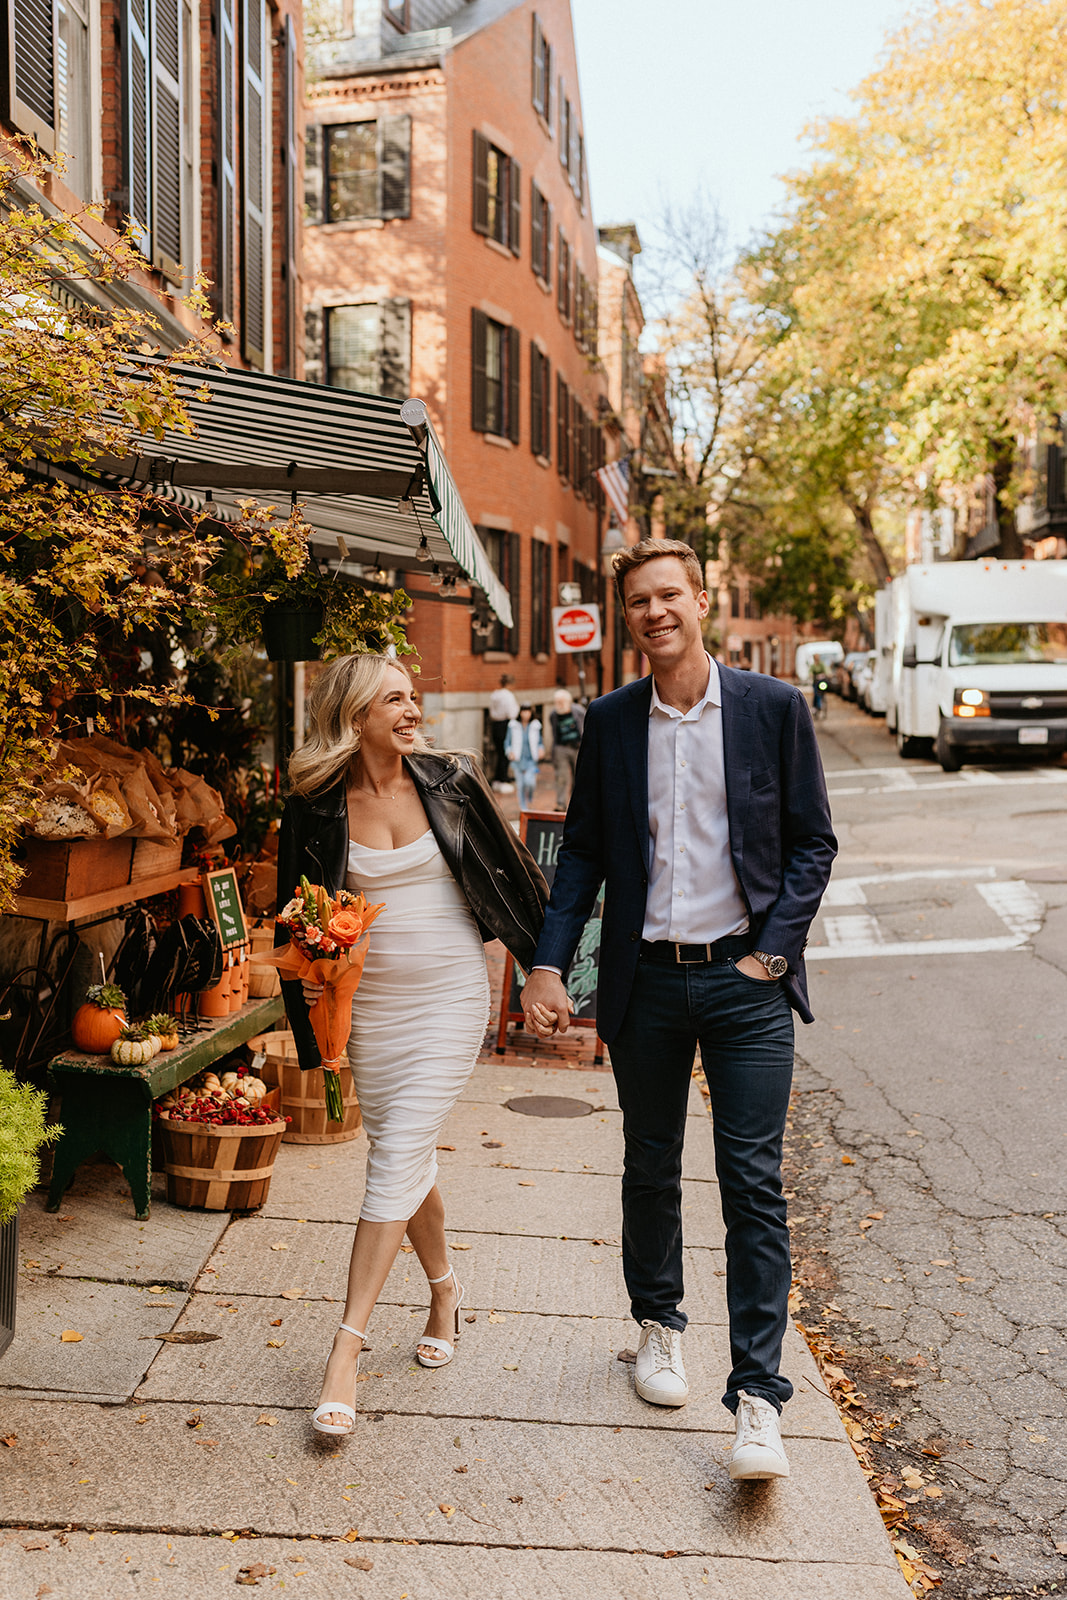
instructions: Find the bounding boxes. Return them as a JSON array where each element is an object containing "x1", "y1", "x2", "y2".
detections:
[{"x1": 879, "y1": 560, "x2": 1067, "y2": 770}]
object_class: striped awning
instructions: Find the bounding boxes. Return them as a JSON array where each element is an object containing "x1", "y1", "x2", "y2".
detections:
[{"x1": 106, "y1": 361, "x2": 512, "y2": 626}]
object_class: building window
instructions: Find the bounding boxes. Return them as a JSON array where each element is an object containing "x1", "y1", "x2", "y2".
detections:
[
  {"x1": 531, "y1": 13, "x2": 553, "y2": 124},
  {"x1": 383, "y1": 0, "x2": 408, "y2": 30},
  {"x1": 729, "y1": 586, "x2": 741, "y2": 619},
  {"x1": 530, "y1": 342, "x2": 551, "y2": 460},
  {"x1": 472, "y1": 308, "x2": 520, "y2": 442},
  {"x1": 530, "y1": 181, "x2": 552, "y2": 286},
  {"x1": 574, "y1": 269, "x2": 597, "y2": 355},
  {"x1": 556, "y1": 373, "x2": 570, "y2": 481},
  {"x1": 557, "y1": 227, "x2": 571, "y2": 321},
  {"x1": 56, "y1": 0, "x2": 92, "y2": 197},
  {"x1": 325, "y1": 299, "x2": 411, "y2": 397},
  {"x1": 472, "y1": 528, "x2": 520, "y2": 655},
  {"x1": 531, "y1": 538, "x2": 552, "y2": 655},
  {"x1": 306, "y1": 116, "x2": 412, "y2": 224},
  {"x1": 472, "y1": 130, "x2": 520, "y2": 255},
  {"x1": 558, "y1": 79, "x2": 570, "y2": 175}
]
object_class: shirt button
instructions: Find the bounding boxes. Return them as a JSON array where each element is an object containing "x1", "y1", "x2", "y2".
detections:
[{"x1": 680, "y1": 760, "x2": 686, "y2": 767}]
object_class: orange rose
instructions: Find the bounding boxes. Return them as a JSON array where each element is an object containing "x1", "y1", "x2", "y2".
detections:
[{"x1": 326, "y1": 906, "x2": 365, "y2": 948}]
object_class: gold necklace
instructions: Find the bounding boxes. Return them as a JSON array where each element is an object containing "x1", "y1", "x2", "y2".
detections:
[{"x1": 351, "y1": 781, "x2": 401, "y2": 800}]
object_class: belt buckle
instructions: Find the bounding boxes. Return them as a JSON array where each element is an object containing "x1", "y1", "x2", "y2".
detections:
[{"x1": 674, "y1": 942, "x2": 710, "y2": 964}]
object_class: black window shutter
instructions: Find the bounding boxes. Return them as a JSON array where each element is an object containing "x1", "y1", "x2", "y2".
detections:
[
  {"x1": 304, "y1": 123, "x2": 323, "y2": 224},
  {"x1": 531, "y1": 13, "x2": 543, "y2": 114},
  {"x1": 379, "y1": 297, "x2": 411, "y2": 399},
  {"x1": 151, "y1": 0, "x2": 182, "y2": 280},
  {"x1": 530, "y1": 182, "x2": 542, "y2": 280},
  {"x1": 241, "y1": 0, "x2": 267, "y2": 368},
  {"x1": 472, "y1": 129, "x2": 489, "y2": 235},
  {"x1": 529, "y1": 342, "x2": 542, "y2": 457},
  {"x1": 508, "y1": 156, "x2": 521, "y2": 256},
  {"x1": 507, "y1": 532, "x2": 521, "y2": 655},
  {"x1": 542, "y1": 353, "x2": 551, "y2": 464},
  {"x1": 4, "y1": 0, "x2": 57, "y2": 151},
  {"x1": 507, "y1": 324, "x2": 521, "y2": 445},
  {"x1": 557, "y1": 374, "x2": 569, "y2": 481},
  {"x1": 545, "y1": 43, "x2": 553, "y2": 128},
  {"x1": 280, "y1": 16, "x2": 299, "y2": 374},
  {"x1": 378, "y1": 113, "x2": 411, "y2": 219},
  {"x1": 216, "y1": 0, "x2": 236, "y2": 321},
  {"x1": 544, "y1": 199, "x2": 552, "y2": 287},
  {"x1": 471, "y1": 307, "x2": 488, "y2": 432},
  {"x1": 125, "y1": 0, "x2": 151, "y2": 253}
]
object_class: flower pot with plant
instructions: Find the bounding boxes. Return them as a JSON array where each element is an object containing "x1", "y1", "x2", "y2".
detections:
[{"x1": 0, "y1": 1068, "x2": 62, "y2": 1357}]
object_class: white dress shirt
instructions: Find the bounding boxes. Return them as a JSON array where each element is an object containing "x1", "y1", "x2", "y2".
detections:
[{"x1": 642, "y1": 655, "x2": 749, "y2": 944}]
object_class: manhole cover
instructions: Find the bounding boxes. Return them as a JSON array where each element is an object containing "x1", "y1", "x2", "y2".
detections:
[{"x1": 505, "y1": 1095, "x2": 592, "y2": 1119}]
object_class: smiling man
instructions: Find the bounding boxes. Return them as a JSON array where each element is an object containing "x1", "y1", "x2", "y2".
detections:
[{"x1": 521, "y1": 539, "x2": 836, "y2": 1481}]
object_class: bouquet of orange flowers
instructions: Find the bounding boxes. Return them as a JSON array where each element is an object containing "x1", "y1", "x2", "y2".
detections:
[{"x1": 256, "y1": 877, "x2": 384, "y2": 1121}]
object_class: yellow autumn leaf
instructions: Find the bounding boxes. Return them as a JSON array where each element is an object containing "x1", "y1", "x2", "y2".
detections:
[{"x1": 60, "y1": 1329, "x2": 83, "y2": 1342}]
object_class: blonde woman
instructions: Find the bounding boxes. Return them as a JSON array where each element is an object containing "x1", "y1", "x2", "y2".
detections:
[{"x1": 275, "y1": 654, "x2": 548, "y2": 1436}]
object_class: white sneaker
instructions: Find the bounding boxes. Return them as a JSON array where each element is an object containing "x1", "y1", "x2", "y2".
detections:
[
  {"x1": 499, "y1": 782, "x2": 515, "y2": 794},
  {"x1": 728, "y1": 1390, "x2": 790, "y2": 1480},
  {"x1": 634, "y1": 1320, "x2": 689, "y2": 1407}
]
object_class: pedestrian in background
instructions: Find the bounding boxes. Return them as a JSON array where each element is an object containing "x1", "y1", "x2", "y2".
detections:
[
  {"x1": 549, "y1": 688, "x2": 585, "y2": 810},
  {"x1": 488, "y1": 674, "x2": 519, "y2": 792},
  {"x1": 521, "y1": 538, "x2": 836, "y2": 1483},
  {"x1": 505, "y1": 704, "x2": 543, "y2": 811}
]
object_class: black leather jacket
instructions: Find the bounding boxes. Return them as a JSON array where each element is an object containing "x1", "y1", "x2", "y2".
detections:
[{"x1": 274, "y1": 751, "x2": 549, "y2": 1069}]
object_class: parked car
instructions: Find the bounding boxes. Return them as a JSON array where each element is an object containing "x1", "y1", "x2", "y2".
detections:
[
  {"x1": 853, "y1": 651, "x2": 878, "y2": 710},
  {"x1": 835, "y1": 651, "x2": 869, "y2": 699}
]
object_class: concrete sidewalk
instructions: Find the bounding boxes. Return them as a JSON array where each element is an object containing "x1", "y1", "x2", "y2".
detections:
[{"x1": 0, "y1": 1036, "x2": 907, "y2": 1597}]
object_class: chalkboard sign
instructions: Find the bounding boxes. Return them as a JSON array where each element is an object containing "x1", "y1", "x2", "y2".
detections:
[
  {"x1": 496, "y1": 811, "x2": 603, "y2": 1059},
  {"x1": 203, "y1": 867, "x2": 248, "y2": 949}
]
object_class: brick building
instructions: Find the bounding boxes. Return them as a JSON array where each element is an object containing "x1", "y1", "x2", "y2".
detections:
[
  {"x1": 2, "y1": 0, "x2": 305, "y2": 372},
  {"x1": 303, "y1": 0, "x2": 613, "y2": 749}
]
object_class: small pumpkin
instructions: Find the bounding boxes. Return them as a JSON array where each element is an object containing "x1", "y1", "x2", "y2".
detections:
[
  {"x1": 72, "y1": 982, "x2": 128, "y2": 1054},
  {"x1": 110, "y1": 1026, "x2": 159, "y2": 1066},
  {"x1": 144, "y1": 1013, "x2": 181, "y2": 1051}
]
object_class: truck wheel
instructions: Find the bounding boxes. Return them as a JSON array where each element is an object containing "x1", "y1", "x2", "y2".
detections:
[
  {"x1": 935, "y1": 728, "x2": 962, "y2": 773},
  {"x1": 896, "y1": 729, "x2": 923, "y2": 759}
]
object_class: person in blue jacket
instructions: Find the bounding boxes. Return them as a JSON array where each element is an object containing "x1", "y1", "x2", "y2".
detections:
[{"x1": 520, "y1": 539, "x2": 836, "y2": 1482}]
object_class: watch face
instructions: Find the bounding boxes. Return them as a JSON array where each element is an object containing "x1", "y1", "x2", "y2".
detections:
[{"x1": 767, "y1": 955, "x2": 788, "y2": 978}]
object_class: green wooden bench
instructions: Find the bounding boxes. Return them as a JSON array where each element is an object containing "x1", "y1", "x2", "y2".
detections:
[{"x1": 46, "y1": 996, "x2": 286, "y2": 1220}]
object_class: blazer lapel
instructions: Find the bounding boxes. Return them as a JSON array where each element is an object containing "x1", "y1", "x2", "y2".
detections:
[
  {"x1": 622, "y1": 677, "x2": 653, "y2": 867},
  {"x1": 719, "y1": 665, "x2": 752, "y2": 856}
]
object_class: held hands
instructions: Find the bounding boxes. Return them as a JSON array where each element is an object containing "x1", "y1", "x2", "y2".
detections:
[
  {"x1": 521, "y1": 969, "x2": 575, "y2": 1037},
  {"x1": 301, "y1": 979, "x2": 325, "y2": 1007}
]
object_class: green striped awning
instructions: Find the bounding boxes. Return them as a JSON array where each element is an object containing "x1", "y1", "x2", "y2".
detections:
[{"x1": 103, "y1": 361, "x2": 512, "y2": 626}]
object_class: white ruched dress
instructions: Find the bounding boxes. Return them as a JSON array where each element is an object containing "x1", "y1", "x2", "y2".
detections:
[{"x1": 345, "y1": 829, "x2": 490, "y2": 1223}]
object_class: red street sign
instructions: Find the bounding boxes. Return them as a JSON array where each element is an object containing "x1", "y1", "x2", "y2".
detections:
[{"x1": 552, "y1": 604, "x2": 602, "y2": 653}]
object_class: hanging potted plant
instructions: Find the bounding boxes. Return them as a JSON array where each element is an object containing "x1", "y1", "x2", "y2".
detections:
[
  {"x1": 205, "y1": 502, "x2": 414, "y2": 664},
  {"x1": 0, "y1": 1068, "x2": 62, "y2": 1358}
]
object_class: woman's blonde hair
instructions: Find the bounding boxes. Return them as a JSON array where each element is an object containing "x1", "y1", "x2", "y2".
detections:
[{"x1": 287, "y1": 653, "x2": 431, "y2": 797}]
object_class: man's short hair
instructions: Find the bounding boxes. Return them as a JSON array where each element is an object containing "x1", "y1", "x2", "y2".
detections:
[{"x1": 612, "y1": 538, "x2": 704, "y2": 608}]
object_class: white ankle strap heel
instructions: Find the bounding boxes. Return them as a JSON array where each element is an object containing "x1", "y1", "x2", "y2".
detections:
[
  {"x1": 312, "y1": 1322, "x2": 367, "y2": 1435},
  {"x1": 417, "y1": 1267, "x2": 463, "y2": 1368}
]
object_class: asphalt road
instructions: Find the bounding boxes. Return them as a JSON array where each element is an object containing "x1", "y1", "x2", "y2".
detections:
[{"x1": 790, "y1": 694, "x2": 1067, "y2": 1600}]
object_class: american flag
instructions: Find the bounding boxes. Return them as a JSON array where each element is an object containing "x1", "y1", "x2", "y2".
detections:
[{"x1": 595, "y1": 457, "x2": 630, "y2": 527}]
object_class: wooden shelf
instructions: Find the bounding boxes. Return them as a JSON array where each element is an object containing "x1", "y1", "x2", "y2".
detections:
[{"x1": 11, "y1": 870, "x2": 200, "y2": 924}]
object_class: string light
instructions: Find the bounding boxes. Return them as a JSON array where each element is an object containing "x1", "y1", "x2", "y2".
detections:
[
  {"x1": 415, "y1": 534, "x2": 432, "y2": 563},
  {"x1": 429, "y1": 564, "x2": 444, "y2": 588}
]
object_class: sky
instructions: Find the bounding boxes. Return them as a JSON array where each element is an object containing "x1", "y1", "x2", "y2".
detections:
[{"x1": 571, "y1": 0, "x2": 915, "y2": 260}]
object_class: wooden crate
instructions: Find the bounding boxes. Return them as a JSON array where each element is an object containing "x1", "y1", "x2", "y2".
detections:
[
  {"x1": 19, "y1": 836, "x2": 133, "y2": 900},
  {"x1": 129, "y1": 838, "x2": 183, "y2": 881},
  {"x1": 160, "y1": 1117, "x2": 286, "y2": 1210}
]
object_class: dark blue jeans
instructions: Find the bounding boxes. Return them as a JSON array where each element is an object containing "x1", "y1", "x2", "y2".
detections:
[{"x1": 609, "y1": 953, "x2": 795, "y2": 1413}]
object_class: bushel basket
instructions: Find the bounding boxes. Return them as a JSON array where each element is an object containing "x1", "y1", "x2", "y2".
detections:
[
  {"x1": 160, "y1": 1117, "x2": 285, "y2": 1211},
  {"x1": 250, "y1": 1031, "x2": 362, "y2": 1145}
]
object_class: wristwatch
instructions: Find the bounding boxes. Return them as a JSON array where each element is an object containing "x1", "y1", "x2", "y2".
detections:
[{"x1": 751, "y1": 950, "x2": 788, "y2": 979}]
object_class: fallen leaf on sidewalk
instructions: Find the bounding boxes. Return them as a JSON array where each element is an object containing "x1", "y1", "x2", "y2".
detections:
[
  {"x1": 23, "y1": 1259, "x2": 41, "y2": 1269},
  {"x1": 508, "y1": 1495, "x2": 523, "y2": 1504},
  {"x1": 270, "y1": 1243, "x2": 288, "y2": 1251},
  {"x1": 280, "y1": 1289, "x2": 304, "y2": 1300},
  {"x1": 141, "y1": 1331, "x2": 220, "y2": 1344},
  {"x1": 436, "y1": 1144, "x2": 456, "y2": 1151},
  {"x1": 21, "y1": 1537, "x2": 49, "y2": 1550},
  {"x1": 1, "y1": 1435, "x2": 16, "y2": 1448},
  {"x1": 269, "y1": 1318, "x2": 282, "y2": 1327},
  {"x1": 617, "y1": 1349, "x2": 637, "y2": 1364},
  {"x1": 60, "y1": 1330, "x2": 82, "y2": 1342},
  {"x1": 438, "y1": 1504, "x2": 455, "y2": 1518},
  {"x1": 449, "y1": 1243, "x2": 471, "y2": 1251},
  {"x1": 518, "y1": 1180, "x2": 536, "y2": 1187},
  {"x1": 235, "y1": 1563, "x2": 275, "y2": 1585},
  {"x1": 482, "y1": 1141, "x2": 503, "y2": 1149},
  {"x1": 841, "y1": 1155, "x2": 854, "y2": 1164},
  {"x1": 487, "y1": 1311, "x2": 506, "y2": 1323},
  {"x1": 340, "y1": 1529, "x2": 359, "y2": 1542},
  {"x1": 185, "y1": 1413, "x2": 201, "y2": 1428},
  {"x1": 344, "y1": 1556, "x2": 373, "y2": 1570},
  {"x1": 454, "y1": 1465, "x2": 467, "y2": 1473},
  {"x1": 256, "y1": 1414, "x2": 278, "y2": 1426},
  {"x1": 36, "y1": 1585, "x2": 53, "y2": 1597},
  {"x1": 464, "y1": 1313, "x2": 477, "y2": 1324},
  {"x1": 266, "y1": 1340, "x2": 285, "y2": 1348}
]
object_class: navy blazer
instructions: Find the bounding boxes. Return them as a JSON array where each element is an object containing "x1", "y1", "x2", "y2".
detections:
[{"x1": 532, "y1": 666, "x2": 837, "y2": 1044}]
